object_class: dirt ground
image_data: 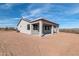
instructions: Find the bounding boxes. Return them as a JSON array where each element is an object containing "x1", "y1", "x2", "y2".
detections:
[{"x1": 0, "y1": 31, "x2": 79, "y2": 56}]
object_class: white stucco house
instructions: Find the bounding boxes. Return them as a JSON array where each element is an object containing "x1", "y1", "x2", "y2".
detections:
[{"x1": 17, "y1": 17, "x2": 59, "y2": 36}]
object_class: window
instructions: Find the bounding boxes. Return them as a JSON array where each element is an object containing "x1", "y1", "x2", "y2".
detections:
[
  {"x1": 27, "y1": 24, "x2": 30, "y2": 30},
  {"x1": 33, "y1": 24, "x2": 38, "y2": 30},
  {"x1": 48, "y1": 26, "x2": 50, "y2": 30},
  {"x1": 54, "y1": 25, "x2": 56, "y2": 28},
  {"x1": 44, "y1": 25, "x2": 51, "y2": 30},
  {"x1": 45, "y1": 26, "x2": 47, "y2": 30}
]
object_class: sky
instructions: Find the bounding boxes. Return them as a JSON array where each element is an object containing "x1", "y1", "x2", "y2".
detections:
[{"x1": 0, "y1": 3, "x2": 79, "y2": 28}]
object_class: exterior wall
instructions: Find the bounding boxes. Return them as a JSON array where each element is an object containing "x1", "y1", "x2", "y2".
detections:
[
  {"x1": 53, "y1": 27, "x2": 57, "y2": 33},
  {"x1": 53, "y1": 27, "x2": 59, "y2": 33},
  {"x1": 43, "y1": 29, "x2": 51, "y2": 34},
  {"x1": 31, "y1": 24, "x2": 39, "y2": 35},
  {"x1": 17, "y1": 20, "x2": 31, "y2": 34},
  {"x1": 56, "y1": 27, "x2": 59, "y2": 33},
  {"x1": 32, "y1": 30, "x2": 39, "y2": 34}
]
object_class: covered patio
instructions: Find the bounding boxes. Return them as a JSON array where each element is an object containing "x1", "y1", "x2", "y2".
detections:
[{"x1": 30, "y1": 19, "x2": 59, "y2": 36}]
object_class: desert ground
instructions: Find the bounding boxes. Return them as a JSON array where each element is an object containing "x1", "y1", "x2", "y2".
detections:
[{"x1": 0, "y1": 31, "x2": 79, "y2": 56}]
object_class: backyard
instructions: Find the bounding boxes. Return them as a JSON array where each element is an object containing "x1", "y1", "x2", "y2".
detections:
[{"x1": 0, "y1": 31, "x2": 79, "y2": 56}]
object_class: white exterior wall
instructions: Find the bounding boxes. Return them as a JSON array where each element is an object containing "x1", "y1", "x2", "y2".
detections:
[
  {"x1": 17, "y1": 20, "x2": 31, "y2": 34},
  {"x1": 56, "y1": 27, "x2": 59, "y2": 33}
]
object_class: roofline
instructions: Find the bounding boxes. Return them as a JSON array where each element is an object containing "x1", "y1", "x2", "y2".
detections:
[
  {"x1": 17, "y1": 18, "x2": 22, "y2": 26},
  {"x1": 31, "y1": 18, "x2": 59, "y2": 26},
  {"x1": 17, "y1": 18, "x2": 31, "y2": 26},
  {"x1": 17, "y1": 17, "x2": 59, "y2": 27}
]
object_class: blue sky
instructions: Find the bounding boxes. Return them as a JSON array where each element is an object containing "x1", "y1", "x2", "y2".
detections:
[{"x1": 0, "y1": 3, "x2": 79, "y2": 28}]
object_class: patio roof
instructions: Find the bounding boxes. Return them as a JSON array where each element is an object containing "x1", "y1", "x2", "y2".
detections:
[{"x1": 31, "y1": 17, "x2": 59, "y2": 27}]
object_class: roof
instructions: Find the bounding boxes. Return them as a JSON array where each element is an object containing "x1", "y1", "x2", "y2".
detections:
[
  {"x1": 17, "y1": 17, "x2": 59, "y2": 27},
  {"x1": 23, "y1": 18, "x2": 31, "y2": 22},
  {"x1": 17, "y1": 17, "x2": 31, "y2": 26},
  {"x1": 31, "y1": 17, "x2": 59, "y2": 26}
]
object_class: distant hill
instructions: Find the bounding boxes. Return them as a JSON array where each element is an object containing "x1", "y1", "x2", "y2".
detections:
[
  {"x1": 59, "y1": 28, "x2": 79, "y2": 34},
  {"x1": 0, "y1": 27, "x2": 16, "y2": 31}
]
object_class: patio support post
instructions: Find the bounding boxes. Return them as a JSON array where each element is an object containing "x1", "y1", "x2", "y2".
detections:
[
  {"x1": 30, "y1": 24, "x2": 33, "y2": 35},
  {"x1": 51, "y1": 25, "x2": 54, "y2": 34},
  {"x1": 39, "y1": 20, "x2": 43, "y2": 36}
]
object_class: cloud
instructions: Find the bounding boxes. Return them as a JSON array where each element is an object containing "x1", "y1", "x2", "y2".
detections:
[
  {"x1": 22, "y1": 8, "x2": 42, "y2": 18},
  {"x1": 21, "y1": 3, "x2": 69, "y2": 20},
  {"x1": 64, "y1": 5, "x2": 79, "y2": 15},
  {"x1": 30, "y1": 9, "x2": 42, "y2": 16},
  {"x1": 70, "y1": 8, "x2": 79, "y2": 15},
  {"x1": 0, "y1": 3, "x2": 20, "y2": 10},
  {"x1": 16, "y1": 3, "x2": 79, "y2": 28},
  {"x1": 0, "y1": 3, "x2": 78, "y2": 28},
  {"x1": 21, "y1": 4, "x2": 55, "y2": 19},
  {"x1": 0, "y1": 3, "x2": 14, "y2": 9}
]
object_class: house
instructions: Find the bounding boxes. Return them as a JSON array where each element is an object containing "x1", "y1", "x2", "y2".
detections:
[{"x1": 17, "y1": 17, "x2": 59, "y2": 36}]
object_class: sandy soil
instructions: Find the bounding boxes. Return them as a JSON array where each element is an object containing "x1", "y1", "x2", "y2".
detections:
[{"x1": 0, "y1": 31, "x2": 79, "y2": 56}]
